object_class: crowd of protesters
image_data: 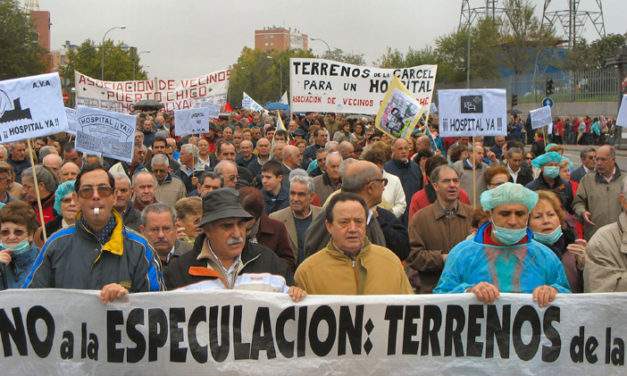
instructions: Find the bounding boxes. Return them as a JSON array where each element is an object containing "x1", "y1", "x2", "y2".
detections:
[{"x1": 0, "y1": 106, "x2": 625, "y2": 306}]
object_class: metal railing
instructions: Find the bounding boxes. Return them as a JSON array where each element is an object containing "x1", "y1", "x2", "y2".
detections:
[{"x1": 437, "y1": 67, "x2": 620, "y2": 103}]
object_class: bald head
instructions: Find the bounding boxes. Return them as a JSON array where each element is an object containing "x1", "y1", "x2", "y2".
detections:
[
  {"x1": 338, "y1": 141, "x2": 354, "y2": 159},
  {"x1": 341, "y1": 160, "x2": 383, "y2": 207},
  {"x1": 416, "y1": 135, "x2": 431, "y2": 152},
  {"x1": 43, "y1": 153, "x2": 62, "y2": 179},
  {"x1": 283, "y1": 145, "x2": 302, "y2": 169}
]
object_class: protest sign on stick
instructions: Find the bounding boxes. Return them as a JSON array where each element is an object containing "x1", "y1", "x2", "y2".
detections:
[
  {"x1": 174, "y1": 107, "x2": 211, "y2": 137},
  {"x1": 530, "y1": 105, "x2": 553, "y2": 130},
  {"x1": 0, "y1": 72, "x2": 68, "y2": 143},
  {"x1": 374, "y1": 75, "x2": 425, "y2": 139},
  {"x1": 438, "y1": 89, "x2": 507, "y2": 138},
  {"x1": 75, "y1": 106, "x2": 136, "y2": 163},
  {"x1": 26, "y1": 140, "x2": 47, "y2": 240}
]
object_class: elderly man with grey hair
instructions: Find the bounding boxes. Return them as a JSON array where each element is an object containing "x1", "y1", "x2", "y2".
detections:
[
  {"x1": 42, "y1": 153, "x2": 63, "y2": 181},
  {"x1": 38, "y1": 145, "x2": 58, "y2": 161},
  {"x1": 214, "y1": 160, "x2": 239, "y2": 189},
  {"x1": 21, "y1": 165, "x2": 58, "y2": 224},
  {"x1": 584, "y1": 175, "x2": 627, "y2": 292},
  {"x1": 140, "y1": 203, "x2": 192, "y2": 265},
  {"x1": 270, "y1": 170, "x2": 323, "y2": 266},
  {"x1": 150, "y1": 153, "x2": 186, "y2": 207},
  {"x1": 111, "y1": 171, "x2": 141, "y2": 230},
  {"x1": 304, "y1": 160, "x2": 409, "y2": 261},
  {"x1": 175, "y1": 143, "x2": 204, "y2": 193},
  {"x1": 313, "y1": 151, "x2": 343, "y2": 203}
]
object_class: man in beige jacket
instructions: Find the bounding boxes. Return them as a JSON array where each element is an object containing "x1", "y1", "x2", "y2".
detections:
[{"x1": 584, "y1": 175, "x2": 627, "y2": 292}]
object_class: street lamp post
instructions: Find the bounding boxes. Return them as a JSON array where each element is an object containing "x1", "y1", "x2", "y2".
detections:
[
  {"x1": 133, "y1": 50, "x2": 151, "y2": 81},
  {"x1": 100, "y1": 25, "x2": 126, "y2": 81},
  {"x1": 310, "y1": 37, "x2": 331, "y2": 54}
]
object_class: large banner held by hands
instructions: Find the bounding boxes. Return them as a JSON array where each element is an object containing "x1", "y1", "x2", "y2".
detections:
[
  {"x1": 174, "y1": 107, "x2": 211, "y2": 137},
  {"x1": 530, "y1": 105, "x2": 553, "y2": 130},
  {"x1": 75, "y1": 70, "x2": 230, "y2": 113},
  {"x1": 0, "y1": 73, "x2": 68, "y2": 143},
  {"x1": 75, "y1": 106, "x2": 136, "y2": 163},
  {"x1": 1, "y1": 290, "x2": 626, "y2": 376},
  {"x1": 374, "y1": 76, "x2": 424, "y2": 139},
  {"x1": 289, "y1": 58, "x2": 437, "y2": 115},
  {"x1": 438, "y1": 89, "x2": 507, "y2": 137}
]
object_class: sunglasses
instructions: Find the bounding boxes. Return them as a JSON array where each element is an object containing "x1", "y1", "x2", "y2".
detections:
[
  {"x1": 0, "y1": 229, "x2": 26, "y2": 237},
  {"x1": 77, "y1": 185, "x2": 114, "y2": 199}
]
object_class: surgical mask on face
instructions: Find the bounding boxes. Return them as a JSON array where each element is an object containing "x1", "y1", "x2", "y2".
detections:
[
  {"x1": 1, "y1": 240, "x2": 30, "y2": 255},
  {"x1": 543, "y1": 166, "x2": 560, "y2": 179},
  {"x1": 492, "y1": 222, "x2": 527, "y2": 245},
  {"x1": 533, "y1": 226, "x2": 563, "y2": 246}
]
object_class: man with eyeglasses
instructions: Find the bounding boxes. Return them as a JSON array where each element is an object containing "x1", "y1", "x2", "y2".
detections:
[
  {"x1": 571, "y1": 147, "x2": 596, "y2": 183},
  {"x1": 140, "y1": 203, "x2": 191, "y2": 266},
  {"x1": 405, "y1": 165, "x2": 473, "y2": 293},
  {"x1": 151, "y1": 154, "x2": 186, "y2": 207},
  {"x1": 573, "y1": 144, "x2": 623, "y2": 240},
  {"x1": 24, "y1": 164, "x2": 164, "y2": 302},
  {"x1": 295, "y1": 192, "x2": 413, "y2": 295}
]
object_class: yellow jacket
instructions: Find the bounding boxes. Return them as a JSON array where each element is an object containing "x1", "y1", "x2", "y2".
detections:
[{"x1": 295, "y1": 240, "x2": 413, "y2": 295}]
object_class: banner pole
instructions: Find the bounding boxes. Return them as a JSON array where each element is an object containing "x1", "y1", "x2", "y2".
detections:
[
  {"x1": 27, "y1": 139, "x2": 47, "y2": 242},
  {"x1": 472, "y1": 136, "x2": 477, "y2": 209}
]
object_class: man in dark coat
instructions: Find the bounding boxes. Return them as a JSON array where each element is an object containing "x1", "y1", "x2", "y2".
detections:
[
  {"x1": 164, "y1": 189, "x2": 301, "y2": 299},
  {"x1": 384, "y1": 138, "x2": 422, "y2": 224}
]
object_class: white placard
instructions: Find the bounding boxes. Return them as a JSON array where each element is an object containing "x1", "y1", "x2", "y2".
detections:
[
  {"x1": 530, "y1": 105, "x2": 553, "y2": 130},
  {"x1": 0, "y1": 72, "x2": 68, "y2": 143},
  {"x1": 617, "y1": 95, "x2": 627, "y2": 127},
  {"x1": 289, "y1": 58, "x2": 437, "y2": 115},
  {"x1": 242, "y1": 92, "x2": 265, "y2": 112},
  {"x1": 174, "y1": 107, "x2": 211, "y2": 136},
  {"x1": 75, "y1": 106, "x2": 136, "y2": 162},
  {"x1": 438, "y1": 89, "x2": 507, "y2": 137},
  {"x1": 1, "y1": 289, "x2": 626, "y2": 375},
  {"x1": 75, "y1": 70, "x2": 230, "y2": 113},
  {"x1": 64, "y1": 107, "x2": 78, "y2": 135}
]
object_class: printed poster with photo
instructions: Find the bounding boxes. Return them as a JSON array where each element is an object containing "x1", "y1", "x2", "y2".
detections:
[{"x1": 374, "y1": 75, "x2": 425, "y2": 139}]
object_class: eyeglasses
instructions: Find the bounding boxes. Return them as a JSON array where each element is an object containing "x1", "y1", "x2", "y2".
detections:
[
  {"x1": 77, "y1": 185, "x2": 114, "y2": 199},
  {"x1": 0, "y1": 228, "x2": 26, "y2": 237},
  {"x1": 369, "y1": 178, "x2": 388, "y2": 187}
]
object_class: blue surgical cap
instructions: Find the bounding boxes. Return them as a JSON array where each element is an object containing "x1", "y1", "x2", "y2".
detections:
[
  {"x1": 54, "y1": 180, "x2": 76, "y2": 215},
  {"x1": 480, "y1": 182, "x2": 539, "y2": 211},
  {"x1": 531, "y1": 151, "x2": 562, "y2": 169}
]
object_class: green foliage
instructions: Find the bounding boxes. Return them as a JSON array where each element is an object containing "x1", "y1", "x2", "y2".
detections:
[
  {"x1": 59, "y1": 39, "x2": 148, "y2": 87},
  {"x1": 227, "y1": 47, "x2": 314, "y2": 106},
  {"x1": 0, "y1": 0, "x2": 47, "y2": 80},
  {"x1": 320, "y1": 48, "x2": 365, "y2": 65},
  {"x1": 564, "y1": 34, "x2": 626, "y2": 71}
]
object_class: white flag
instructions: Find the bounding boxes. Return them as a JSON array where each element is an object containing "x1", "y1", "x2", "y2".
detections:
[
  {"x1": 242, "y1": 92, "x2": 265, "y2": 112},
  {"x1": 279, "y1": 91, "x2": 288, "y2": 104}
]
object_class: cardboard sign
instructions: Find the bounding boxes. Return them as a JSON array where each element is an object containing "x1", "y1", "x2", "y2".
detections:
[
  {"x1": 75, "y1": 106, "x2": 136, "y2": 162},
  {"x1": 438, "y1": 89, "x2": 507, "y2": 137},
  {"x1": 530, "y1": 105, "x2": 553, "y2": 130},
  {"x1": 374, "y1": 75, "x2": 424, "y2": 139},
  {"x1": 174, "y1": 107, "x2": 211, "y2": 136}
]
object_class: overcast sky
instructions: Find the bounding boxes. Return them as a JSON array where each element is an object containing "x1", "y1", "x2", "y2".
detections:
[{"x1": 39, "y1": 0, "x2": 626, "y2": 79}]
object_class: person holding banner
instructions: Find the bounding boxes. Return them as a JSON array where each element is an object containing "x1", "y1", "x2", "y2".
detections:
[
  {"x1": 24, "y1": 164, "x2": 164, "y2": 301},
  {"x1": 435, "y1": 182, "x2": 571, "y2": 307}
]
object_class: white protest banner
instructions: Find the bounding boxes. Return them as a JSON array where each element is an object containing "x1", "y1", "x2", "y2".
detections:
[
  {"x1": 438, "y1": 89, "x2": 507, "y2": 137},
  {"x1": 75, "y1": 69, "x2": 230, "y2": 113},
  {"x1": 289, "y1": 58, "x2": 437, "y2": 115},
  {"x1": 530, "y1": 105, "x2": 553, "y2": 130},
  {"x1": 374, "y1": 75, "x2": 424, "y2": 139},
  {"x1": 64, "y1": 107, "x2": 78, "y2": 135},
  {"x1": 75, "y1": 106, "x2": 136, "y2": 162},
  {"x1": 1, "y1": 289, "x2": 625, "y2": 376},
  {"x1": 617, "y1": 94, "x2": 627, "y2": 127},
  {"x1": 242, "y1": 92, "x2": 265, "y2": 112},
  {"x1": 174, "y1": 107, "x2": 211, "y2": 136},
  {"x1": 0, "y1": 73, "x2": 68, "y2": 143}
]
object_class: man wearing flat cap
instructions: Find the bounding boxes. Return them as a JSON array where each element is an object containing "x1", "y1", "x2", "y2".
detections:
[
  {"x1": 164, "y1": 188, "x2": 305, "y2": 301},
  {"x1": 434, "y1": 182, "x2": 571, "y2": 307}
]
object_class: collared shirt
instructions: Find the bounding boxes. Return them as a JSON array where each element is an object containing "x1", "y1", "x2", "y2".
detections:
[
  {"x1": 197, "y1": 238, "x2": 242, "y2": 288},
  {"x1": 603, "y1": 168, "x2": 617, "y2": 183},
  {"x1": 435, "y1": 199, "x2": 460, "y2": 220},
  {"x1": 507, "y1": 164, "x2": 519, "y2": 183}
]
